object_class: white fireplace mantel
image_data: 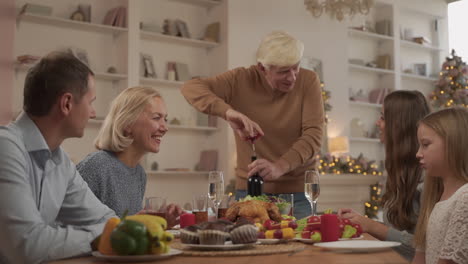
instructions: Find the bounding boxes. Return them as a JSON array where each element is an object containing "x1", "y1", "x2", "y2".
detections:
[{"x1": 317, "y1": 174, "x2": 383, "y2": 215}]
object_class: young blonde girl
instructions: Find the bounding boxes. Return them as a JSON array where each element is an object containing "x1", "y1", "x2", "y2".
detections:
[{"x1": 412, "y1": 107, "x2": 468, "y2": 264}]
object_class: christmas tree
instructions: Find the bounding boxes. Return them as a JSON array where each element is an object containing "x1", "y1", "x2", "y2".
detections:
[
  {"x1": 431, "y1": 49, "x2": 468, "y2": 109},
  {"x1": 365, "y1": 183, "x2": 383, "y2": 219}
]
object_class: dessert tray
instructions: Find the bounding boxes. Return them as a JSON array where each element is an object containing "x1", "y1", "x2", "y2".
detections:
[
  {"x1": 181, "y1": 241, "x2": 255, "y2": 250},
  {"x1": 92, "y1": 249, "x2": 182, "y2": 262}
]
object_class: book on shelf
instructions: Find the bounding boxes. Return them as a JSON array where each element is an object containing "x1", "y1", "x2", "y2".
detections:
[
  {"x1": 118, "y1": 7, "x2": 127, "y2": 27},
  {"x1": 376, "y1": 54, "x2": 391, "y2": 70},
  {"x1": 203, "y1": 22, "x2": 220, "y2": 43},
  {"x1": 163, "y1": 19, "x2": 178, "y2": 36},
  {"x1": 102, "y1": 6, "x2": 126, "y2": 27},
  {"x1": 375, "y1": 19, "x2": 392, "y2": 36},
  {"x1": 175, "y1": 19, "x2": 191, "y2": 38},
  {"x1": 175, "y1": 62, "x2": 190, "y2": 81}
]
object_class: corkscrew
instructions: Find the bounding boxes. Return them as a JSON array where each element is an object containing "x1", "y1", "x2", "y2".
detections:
[{"x1": 247, "y1": 134, "x2": 260, "y2": 159}]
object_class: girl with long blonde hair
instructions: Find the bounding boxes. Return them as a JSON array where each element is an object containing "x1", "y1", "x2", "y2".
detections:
[{"x1": 412, "y1": 107, "x2": 468, "y2": 264}]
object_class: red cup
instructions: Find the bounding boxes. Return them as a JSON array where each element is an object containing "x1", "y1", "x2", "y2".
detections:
[
  {"x1": 180, "y1": 213, "x2": 196, "y2": 228},
  {"x1": 321, "y1": 214, "x2": 340, "y2": 242}
]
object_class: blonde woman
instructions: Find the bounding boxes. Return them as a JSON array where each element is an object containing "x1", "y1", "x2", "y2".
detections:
[
  {"x1": 412, "y1": 107, "x2": 468, "y2": 264},
  {"x1": 77, "y1": 87, "x2": 183, "y2": 224}
]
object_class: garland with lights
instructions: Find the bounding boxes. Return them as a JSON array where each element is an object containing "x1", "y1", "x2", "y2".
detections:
[
  {"x1": 317, "y1": 153, "x2": 383, "y2": 176},
  {"x1": 431, "y1": 49, "x2": 468, "y2": 109},
  {"x1": 317, "y1": 153, "x2": 383, "y2": 218}
]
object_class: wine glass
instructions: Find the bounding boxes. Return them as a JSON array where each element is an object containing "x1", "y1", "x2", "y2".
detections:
[
  {"x1": 208, "y1": 171, "x2": 225, "y2": 219},
  {"x1": 305, "y1": 170, "x2": 320, "y2": 216}
]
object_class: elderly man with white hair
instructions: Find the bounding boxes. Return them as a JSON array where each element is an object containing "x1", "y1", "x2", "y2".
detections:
[{"x1": 181, "y1": 31, "x2": 324, "y2": 219}]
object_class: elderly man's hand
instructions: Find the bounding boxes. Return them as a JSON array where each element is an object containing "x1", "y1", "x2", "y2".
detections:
[
  {"x1": 137, "y1": 204, "x2": 184, "y2": 229},
  {"x1": 247, "y1": 158, "x2": 290, "y2": 181},
  {"x1": 166, "y1": 204, "x2": 184, "y2": 228},
  {"x1": 225, "y1": 109, "x2": 264, "y2": 140}
]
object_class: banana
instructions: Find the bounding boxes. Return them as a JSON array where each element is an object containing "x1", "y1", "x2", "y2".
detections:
[
  {"x1": 126, "y1": 214, "x2": 167, "y2": 230},
  {"x1": 161, "y1": 231, "x2": 174, "y2": 244},
  {"x1": 151, "y1": 241, "x2": 169, "y2": 255},
  {"x1": 125, "y1": 215, "x2": 165, "y2": 239}
]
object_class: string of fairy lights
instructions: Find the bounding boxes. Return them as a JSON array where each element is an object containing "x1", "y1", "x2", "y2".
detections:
[{"x1": 317, "y1": 154, "x2": 383, "y2": 176}]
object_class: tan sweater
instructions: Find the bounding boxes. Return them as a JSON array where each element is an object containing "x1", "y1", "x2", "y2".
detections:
[{"x1": 181, "y1": 65, "x2": 324, "y2": 193}]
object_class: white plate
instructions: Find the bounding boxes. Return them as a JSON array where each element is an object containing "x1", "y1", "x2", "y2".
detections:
[
  {"x1": 92, "y1": 248, "x2": 182, "y2": 262},
  {"x1": 314, "y1": 240, "x2": 401, "y2": 253},
  {"x1": 339, "y1": 235, "x2": 364, "y2": 240},
  {"x1": 182, "y1": 241, "x2": 255, "y2": 250},
  {"x1": 167, "y1": 229, "x2": 180, "y2": 238},
  {"x1": 257, "y1": 238, "x2": 284, "y2": 245},
  {"x1": 295, "y1": 234, "x2": 364, "y2": 244}
]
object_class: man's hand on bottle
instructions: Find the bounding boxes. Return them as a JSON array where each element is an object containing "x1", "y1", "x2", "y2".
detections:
[
  {"x1": 247, "y1": 158, "x2": 290, "y2": 181},
  {"x1": 225, "y1": 109, "x2": 264, "y2": 141}
]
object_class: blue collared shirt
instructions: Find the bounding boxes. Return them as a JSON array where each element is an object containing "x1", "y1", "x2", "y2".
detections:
[{"x1": 0, "y1": 113, "x2": 116, "y2": 264}]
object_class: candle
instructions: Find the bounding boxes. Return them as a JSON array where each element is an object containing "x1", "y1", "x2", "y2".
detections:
[
  {"x1": 180, "y1": 213, "x2": 196, "y2": 228},
  {"x1": 320, "y1": 214, "x2": 339, "y2": 242}
]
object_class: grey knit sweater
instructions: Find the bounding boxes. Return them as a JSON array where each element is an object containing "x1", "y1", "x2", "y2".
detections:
[{"x1": 77, "y1": 150, "x2": 146, "y2": 217}]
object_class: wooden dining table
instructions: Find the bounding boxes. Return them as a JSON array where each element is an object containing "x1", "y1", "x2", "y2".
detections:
[{"x1": 49, "y1": 234, "x2": 409, "y2": 264}]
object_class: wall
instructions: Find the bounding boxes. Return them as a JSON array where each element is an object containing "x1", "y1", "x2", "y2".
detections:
[{"x1": 0, "y1": 0, "x2": 15, "y2": 125}]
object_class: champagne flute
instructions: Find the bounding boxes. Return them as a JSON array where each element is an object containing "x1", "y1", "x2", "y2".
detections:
[
  {"x1": 305, "y1": 170, "x2": 320, "y2": 216},
  {"x1": 208, "y1": 171, "x2": 225, "y2": 219}
]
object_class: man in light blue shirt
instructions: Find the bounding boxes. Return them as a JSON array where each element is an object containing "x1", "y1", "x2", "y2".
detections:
[{"x1": 0, "y1": 52, "x2": 115, "y2": 264}]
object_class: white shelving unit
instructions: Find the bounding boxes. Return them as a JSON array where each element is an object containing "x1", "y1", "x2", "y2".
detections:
[
  {"x1": 169, "y1": 0, "x2": 221, "y2": 9},
  {"x1": 349, "y1": 64, "x2": 395, "y2": 75},
  {"x1": 140, "y1": 77, "x2": 184, "y2": 88},
  {"x1": 141, "y1": 31, "x2": 219, "y2": 49},
  {"x1": 18, "y1": 13, "x2": 128, "y2": 36},
  {"x1": 14, "y1": 63, "x2": 127, "y2": 82},
  {"x1": 348, "y1": 28, "x2": 394, "y2": 42},
  {"x1": 13, "y1": 0, "x2": 226, "y2": 180},
  {"x1": 401, "y1": 73, "x2": 438, "y2": 82},
  {"x1": 346, "y1": 0, "x2": 448, "y2": 163},
  {"x1": 400, "y1": 40, "x2": 443, "y2": 52},
  {"x1": 349, "y1": 101, "x2": 382, "y2": 109},
  {"x1": 350, "y1": 137, "x2": 381, "y2": 143},
  {"x1": 168, "y1": 124, "x2": 218, "y2": 132},
  {"x1": 137, "y1": 0, "x2": 224, "y2": 177},
  {"x1": 87, "y1": 119, "x2": 217, "y2": 132}
]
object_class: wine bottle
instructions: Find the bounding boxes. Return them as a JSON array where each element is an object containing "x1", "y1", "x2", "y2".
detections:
[{"x1": 247, "y1": 155, "x2": 263, "y2": 196}]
